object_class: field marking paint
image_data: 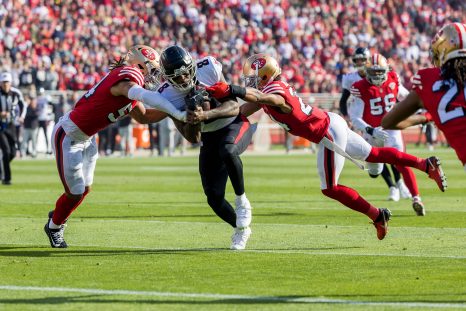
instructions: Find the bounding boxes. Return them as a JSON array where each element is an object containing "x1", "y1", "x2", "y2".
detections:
[
  {"x1": 0, "y1": 285, "x2": 464, "y2": 308},
  {"x1": 0, "y1": 242, "x2": 465, "y2": 259}
]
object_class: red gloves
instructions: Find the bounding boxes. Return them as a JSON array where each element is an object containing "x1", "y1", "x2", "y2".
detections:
[{"x1": 205, "y1": 82, "x2": 231, "y2": 99}]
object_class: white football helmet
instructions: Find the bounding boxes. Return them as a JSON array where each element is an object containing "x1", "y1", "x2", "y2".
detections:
[{"x1": 126, "y1": 45, "x2": 161, "y2": 89}]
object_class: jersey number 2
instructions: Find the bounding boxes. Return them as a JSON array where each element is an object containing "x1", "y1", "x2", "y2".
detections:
[{"x1": 432, "y1": 80, "x2": 465, "y2": 124}]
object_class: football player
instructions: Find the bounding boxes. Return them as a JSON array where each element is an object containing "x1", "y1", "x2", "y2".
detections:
[
  {"x1": 382, "y1": 22, "x2": 466, "y2": 170},
  {"x1": 340, "y1": 47, "x2": 370, "y2": 118},
  {"x1": 150, "y1": 45, "x2": 256, "y2": 250},
  {"x1": 44, "y1": 45, "x2": 185, "y2": 248},
  {"x1": 342, "y1": 48, "x2": 408, "y2": 202},
  {"x1": 349, "y1": 53, "x2": 425, "y2": 215},
  {"x1": 206, "y1": 53, "x2": 447, "y2": 240}
]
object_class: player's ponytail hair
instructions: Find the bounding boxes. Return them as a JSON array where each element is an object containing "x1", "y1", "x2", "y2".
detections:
[
  {"x1": 442, "y1": 58, "x2": 466, "y2": 86},
  {"x1": 109, "y1": 55, "x2": 128, "y2": 71}
]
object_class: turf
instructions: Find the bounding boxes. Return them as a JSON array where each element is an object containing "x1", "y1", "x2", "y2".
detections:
[{"x1": 0, "y1": 145, "x2": 465, "y2": 310}]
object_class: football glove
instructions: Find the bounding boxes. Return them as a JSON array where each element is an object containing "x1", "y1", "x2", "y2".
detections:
[
  {"x1": 366, "y1": 126, "x2": 389, "y2": 142},
  {"x1": 205, "y1": 82, "x2": 246, "y2": 99}
]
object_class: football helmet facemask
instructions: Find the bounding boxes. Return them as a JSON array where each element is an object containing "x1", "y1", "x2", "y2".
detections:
[
  {"x1": 430, "y1": 22, "x2": 466, "y2": 68},
  {"x1": 365, "y1": 53, "x2": 389, "y2": 86},
  {"x1": 160, "y1": 45, "x2": 196, "y2": 92},
  {"x1": 126, "y1": 45, "x2": 161, "y2": 90},
  {"x1": 352, "y1": 47, "x2": 371, "y2": 72},
  {"x1": 241, "y1": 54, "x2": 281, "y2": 90}
]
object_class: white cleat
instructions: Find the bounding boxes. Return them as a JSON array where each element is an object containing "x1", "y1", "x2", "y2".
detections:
[
  {"x1": 397, "y1": 180, "x2": 412, "y2": 199},
  {"x1": 388, "y1": 186, "x2": 400, "y2": 202},
  {"x1": 235, "y1": 197, "x2": 252, "y2": 228},
  {"x1": 230, "y1": 227, "x2": 252, "y2": 250}
]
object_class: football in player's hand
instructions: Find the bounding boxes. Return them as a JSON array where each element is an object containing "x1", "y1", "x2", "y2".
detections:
[{"x1": 185, "y1": 88, "x2": 211, "y2": 111}]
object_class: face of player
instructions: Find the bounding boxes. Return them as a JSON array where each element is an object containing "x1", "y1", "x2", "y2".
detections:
[
  {"x1": 172, "y1": 73, "x2": 192, "y2": 88},
  {"x1": 0, "y1": 81, "x2": 11, "y2": 93}
]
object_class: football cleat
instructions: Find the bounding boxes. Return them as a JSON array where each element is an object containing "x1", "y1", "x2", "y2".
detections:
[
  {"x1": 397, "y1": 180, "x2": 412, "y2": 199},
  {"x1": 230, "y1": 227, "x2": 252, "y2": 250},
  {"x1": 388, "y1": 186, "x2": 400, "y2": 202},
  {"x1": 44, "y1": 211, "x2": 68, "y2": 248},
  {"x1": 426, "y1": 156, "x2": 447, "y2": 192},
  {"x1": 235, "y1": 197, "x2": 252, "y2": 228},
  {"x1": 412, "y1": 196, "x2": 426, "y2": 216},
  {"x1": 372, "y1": 208, "x2": 392, "y2": 240}
]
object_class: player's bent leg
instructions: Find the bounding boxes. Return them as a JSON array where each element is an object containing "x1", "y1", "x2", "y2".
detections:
[{"x1": 365, "y1": 147, "x2": 447, "y2": 192}]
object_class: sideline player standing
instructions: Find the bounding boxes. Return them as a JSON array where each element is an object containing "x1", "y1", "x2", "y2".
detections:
[
  {"x1": 349, "y1": 53, "x2": 425, "y2": 215},
  {"x1": 342, "y1": 48, "x2": 409, "y2": 202},
  {"x1": 206, "y1": 53, "x2": 447, "y2": 240},
  {"x1": 44, "y1": 45, "x2": 185, "y2": 248},
  {"x1": 382, "y1": 22, "x2": 466, "y2": 170}
]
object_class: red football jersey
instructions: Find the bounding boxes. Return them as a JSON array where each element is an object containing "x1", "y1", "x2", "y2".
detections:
[
  {"x1": 351, "y1": 71, "x2": 399, "y2": 127},
  {"x1": 261, "y1": 80, "x2": 329, "y2": 143},
  {"x1": 412, "y1": 67, "x2": 466, "y2": 165},
  {"x1": 69, "y1": 66, "x2": 144, "y2": 136}
]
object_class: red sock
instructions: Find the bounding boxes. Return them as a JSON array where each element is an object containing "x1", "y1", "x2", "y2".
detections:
[
  {"x1": 366, "y1": 147, "x2": 426, "y2": 172},
  {"x1": 52, "y1": 189, "x2": 89, "y2": 225},
  {"x1": 322, "y1": 185, "x2": 380, "y2": 221},
  {"x1": 394, "y1": 165, "x2": 419, "y2": 196}
]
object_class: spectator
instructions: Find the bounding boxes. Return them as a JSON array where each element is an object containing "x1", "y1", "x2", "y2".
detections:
[
  {"x1": 1, "y1": 0, "x2": 464, "y2": 96},
  {"x1": 21, "y1": 94, "x2": 39, "y2": 158},
  {"x1": 117, "y1": 116, "x2": 134, "y2": 157}
]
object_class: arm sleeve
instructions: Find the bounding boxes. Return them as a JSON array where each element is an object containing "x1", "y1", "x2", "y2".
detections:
[
  {"x1": 348, "y1": 97, "x2": 370, "y2": 132},
  {"x1": 339, "y1": 89, "x2": 351, "y2": 116},
  {"x1": 127, "y1": 85, "x2": 186, "y2": 121}
]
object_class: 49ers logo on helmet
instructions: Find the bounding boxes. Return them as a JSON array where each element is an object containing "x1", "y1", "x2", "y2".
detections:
[
  {"x1": 141, "y1": 48, "x2": 156, "y2": 60},
  {"x1": 251, "y1": 58, "x2": 266, "y2": 70}
]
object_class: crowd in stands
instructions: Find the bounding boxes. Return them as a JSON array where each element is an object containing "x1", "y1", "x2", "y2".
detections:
[{"x1": 1, "y1": 0, "x2": 464, "y2": 98}]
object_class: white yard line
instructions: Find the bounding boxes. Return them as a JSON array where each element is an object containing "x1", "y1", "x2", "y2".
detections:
[{"x1": 0, "y1": 285, "x2": 464, "y2": 308}]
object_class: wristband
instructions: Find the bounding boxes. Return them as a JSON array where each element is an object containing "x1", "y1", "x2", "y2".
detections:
[{"x1": 230, "y1": 84, "x2": 247, "y2": 99}]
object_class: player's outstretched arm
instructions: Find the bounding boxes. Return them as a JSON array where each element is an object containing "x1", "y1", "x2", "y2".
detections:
[
  {"x1": 129, "y1": 102, "x2": 168, "y2": 124},
  {"x1": 111, "y1": 80, "x2": 187, "y2": 121},
  {"x1": 206, "y1": 82, "x2": 290, "y2": 113},
  {"x1": 382, "y1": 91, "x2": 427, "y2": 129},
  {"x1": 240, "y1": 102, "x2": 261, "y2": 117}
]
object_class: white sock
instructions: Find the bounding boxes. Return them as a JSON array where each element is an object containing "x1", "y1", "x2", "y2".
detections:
[{"x1": 48, "y1": 219, "x2": 61, "y2": 229}]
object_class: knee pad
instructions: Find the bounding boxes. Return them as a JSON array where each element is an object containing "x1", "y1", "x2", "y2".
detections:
[{"x1": 367, "y1": 162, "x2": 383, "y2": 176}]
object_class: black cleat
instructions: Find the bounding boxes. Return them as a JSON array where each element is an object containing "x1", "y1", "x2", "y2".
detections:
[{"x1": 44, "y1": 211, "x2": 68, "y2": 248}]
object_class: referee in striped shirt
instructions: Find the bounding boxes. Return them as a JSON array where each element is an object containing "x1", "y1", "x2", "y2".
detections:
[{"x1": 0, "y1": 72, "x2": 26, "y2": 185}]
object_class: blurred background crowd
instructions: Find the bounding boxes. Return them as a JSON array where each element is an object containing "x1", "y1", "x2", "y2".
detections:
[
  {"x1": 0, "y1": 0, "x2": 461, "y2": 160},
  {"x1": 0, "y1": 0, "x2": 464, "y2": 96}
]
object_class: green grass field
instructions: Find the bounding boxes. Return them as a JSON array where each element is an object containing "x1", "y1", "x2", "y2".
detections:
[{"x1": 0, "y1": 145, "x2": 465, "y2": 310}]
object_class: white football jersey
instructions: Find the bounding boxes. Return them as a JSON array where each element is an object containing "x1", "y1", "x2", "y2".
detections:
[
  {"x1": 155, "y1": 56, "x2": 236, "y2": 132},
  {"x1": 341, "y1": 71, "x2": 363, "y2": 91}
]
